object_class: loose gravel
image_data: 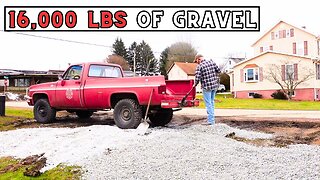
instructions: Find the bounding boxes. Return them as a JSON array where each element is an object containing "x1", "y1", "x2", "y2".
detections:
[{"x1": 0, "y1": 123, "x2": 319, "y2": 179}]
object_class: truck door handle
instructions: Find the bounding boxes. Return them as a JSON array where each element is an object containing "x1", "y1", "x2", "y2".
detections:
[{"x1": 75, "y1": 81, "x2": 81, "y2": 84}]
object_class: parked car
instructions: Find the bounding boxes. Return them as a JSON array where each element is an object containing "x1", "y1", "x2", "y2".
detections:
[
  {"x1": 217, "y1": 84, "x2": 226, "y2": 92},
  {"x1": 27, "y1": 62, "x2": 199, "y2": 129}
]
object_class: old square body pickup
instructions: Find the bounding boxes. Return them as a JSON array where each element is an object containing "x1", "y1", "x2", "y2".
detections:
[{"x1": 27, "y1": 62, "x2": 199, "y2": 129}]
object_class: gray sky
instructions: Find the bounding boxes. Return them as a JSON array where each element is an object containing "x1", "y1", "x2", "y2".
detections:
[{"x1": 0, "y1": 0, "x2": 319, "y2": 71}]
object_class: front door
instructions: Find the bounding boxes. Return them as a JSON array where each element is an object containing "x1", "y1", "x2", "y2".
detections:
[{"x1": 55, "y1": 65, "x2": 83, "y2": 109}]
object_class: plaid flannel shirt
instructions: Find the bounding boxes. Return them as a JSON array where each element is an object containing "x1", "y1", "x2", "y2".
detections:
[{"x1": 195, "y1": 59, "x2": 221, "y2": 90}]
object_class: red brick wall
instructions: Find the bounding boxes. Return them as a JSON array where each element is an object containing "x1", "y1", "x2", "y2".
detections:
[{"x1": 235, "y1": 88, "x2": 318, "y2": 101}]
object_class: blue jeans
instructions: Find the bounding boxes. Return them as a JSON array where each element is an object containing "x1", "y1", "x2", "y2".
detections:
[{"x1": 203, "y1": 89, "x2": 216, "y2": 124}]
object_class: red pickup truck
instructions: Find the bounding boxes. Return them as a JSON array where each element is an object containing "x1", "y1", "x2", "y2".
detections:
[{"x1": 27, "y1": 62, "x2": 199, "y2": 129}]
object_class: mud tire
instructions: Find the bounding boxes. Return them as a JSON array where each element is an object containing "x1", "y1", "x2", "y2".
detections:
[
  {"x1": 113, "y1": 99, "x2": 142, "y2": 129},
  {"x1": 34, "y1": 99, "x2": 56, "y2": 123},
  {"x1": 76, "y1": 111, "x2": 93, "y2": 119},
  {"x1": 149, "y1": 108, "x2": 173, "y2": 127}
]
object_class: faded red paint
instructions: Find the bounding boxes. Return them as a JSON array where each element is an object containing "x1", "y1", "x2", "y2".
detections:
[{"x1": 235, "y1": 88, "x2": 319, "y2": 101}]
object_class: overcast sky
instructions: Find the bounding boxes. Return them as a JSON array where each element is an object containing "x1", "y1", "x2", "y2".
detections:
[{"x1": 0, "y1": 0, "x2": 319, "y2": 71}]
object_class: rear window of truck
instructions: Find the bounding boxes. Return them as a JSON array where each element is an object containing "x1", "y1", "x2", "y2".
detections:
[{"x1": 88, "y1": 65, "x2": 122, "y2": 78}]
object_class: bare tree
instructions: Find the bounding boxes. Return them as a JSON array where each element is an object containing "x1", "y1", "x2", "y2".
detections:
[
  {"x1": 218, "y1": 59, "x2": 229, "y2": 72},
  {"x1": 166, "y1": 42, "x2": 198, "y2": 69},
  {"x1": 105, "y1": 55, "x2": 130, "y2": 71},
  {"x1": 265, "y1": 59, "x2": 314, "y2": 100}
]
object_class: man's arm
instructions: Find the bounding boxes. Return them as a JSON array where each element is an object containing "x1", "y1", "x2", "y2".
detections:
[
  {"x1": 194, "y1": 65, "x2": 201, "y2": 87},
  {"x1": 214, "y1": 62, "x2": 221, "y2": 74}
]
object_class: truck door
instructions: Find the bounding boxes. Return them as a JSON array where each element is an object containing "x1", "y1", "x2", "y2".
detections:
[
  {"x1": 55, "y1": 65, "x2": 83, "y2": 108},
  {"x1": 84, "y1": 64, "x2": 123, "y2": 109}
]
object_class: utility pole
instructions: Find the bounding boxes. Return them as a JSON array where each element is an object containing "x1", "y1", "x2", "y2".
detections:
[{"x1": 133, "y1": 51, "x2": 136, "y2": 77}]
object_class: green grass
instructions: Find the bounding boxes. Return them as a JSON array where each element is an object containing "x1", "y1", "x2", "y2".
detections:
[
  {"x1": 0, "y1": 157, "x2": 81, "y2": 180},
  {"x1": 5, "y1": 108, "x2": 33, "y2": 118},
  {"x1": 197, "y1": 93, "x2": 320, "y2": 110},
  {"x1": 0, "y1": 107, "x2": 33, "y2": 131}
]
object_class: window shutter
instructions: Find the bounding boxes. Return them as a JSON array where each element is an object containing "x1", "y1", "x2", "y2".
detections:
[
  {"x1": 317, "y1": 64, "x2": 320, "y2": 80},
  {"x1": 316, "y1": 63, "x2": 319, "y2": 80},
  {"x1": 259, "y1": 67, "x2": 263, "y2": 81},
  {"x1": 260, "y1": 47, "x2": 263, "y2": 53},
  {"x1": 304, "y1": 41, "x2": 308, "y2": 55},
  {"x1": 269, "y1": 46, "x2": 273, "y2": 51},
  {"x1": 294, "y1": 63, "x2": 298, "y2": 80},
  {"x1": 281, "y1": 65, "x2": 285, "y2": 81},
  {"x1": 279, "y1": 30, "x2": 283, "y2": 38},
  {"x1": 293, "y1": 42, "x2": 296, "y2": 54},
  {"x1": 240, "y1": 69, "x2": 244, "y2": 82},
  {"x1": 271, "y1": 32, "x2": 274, "y2": 40},
  {"x1": 282, "y1": 30, "x2": 286, "y2": 38},
  {"x1": 290, "y1": 28, "x2": 294, "y2": 37}
]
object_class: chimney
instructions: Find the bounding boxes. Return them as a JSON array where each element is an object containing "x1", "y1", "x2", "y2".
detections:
[{"x1": 301, "y1": 26, "x2": 306, "y2": 29}]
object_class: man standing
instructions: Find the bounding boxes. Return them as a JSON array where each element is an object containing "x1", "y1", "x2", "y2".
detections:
[{"x1": 194, "y1": 54, "x2": 221, "y2": 125}]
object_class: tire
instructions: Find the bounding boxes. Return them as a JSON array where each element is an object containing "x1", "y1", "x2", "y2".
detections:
[
  {"x1": 113, "y1": 99, "x2": 142, "y2": 129},
  {"x1": 34, "y1": 99, "x2": 56, "y2": 123},
  {"x1": 149, "y1": 108, "x2": 173, "y2": 127},
  {"x1": 76, "y1": 111, "x2": 93, "y2": 119}
]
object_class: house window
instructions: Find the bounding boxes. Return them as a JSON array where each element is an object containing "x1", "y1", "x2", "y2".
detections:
[
  {"x1": 271, "y1": 32, "x2": 274, "y2": 40},
  {"x1": 294, "y1": 41, "x2": 308, "y2": 56},
  {"x1": 285, "y1": 64, "x2": 294, "y2": 80},
  {"x1": 288, "y1": 91, "x2": 295, "y2": 97},
  {"x1": 286, "y1": 29, "x2": 291, "y2": 37},
  {"x1": 290, "y1": 28, "x2": 294, "y2": 37},
  {"x1": 14, "y1": 78, "x2": 30, "y2": 87},
  {"x1": 274, "y1": 31, "x2": 279, "y2": 39},
  {"x1": 260, "y1": 46, "x2": 271, "y2": 53},
  {"x1": 297, "y1": 42, "x2": 304, "y2": 55},
  {"x1": 244, "y1": 68, "x2": 259, "y2": 82}
]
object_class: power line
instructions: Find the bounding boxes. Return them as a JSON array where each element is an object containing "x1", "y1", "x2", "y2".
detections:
[
  {"x1": 1, "y1": 30, "x2": 232, "y2": 59},
  {"x1": 1, "y1": 31, "x2": 111, "y2": 48}
]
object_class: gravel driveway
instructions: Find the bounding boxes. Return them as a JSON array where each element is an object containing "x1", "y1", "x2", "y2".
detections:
[{"x1": 0, "y1": 122, "x2": 319, "y2": 179}]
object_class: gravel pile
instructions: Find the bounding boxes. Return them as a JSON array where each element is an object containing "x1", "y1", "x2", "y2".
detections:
[{"x1": 0, "y1": 123, "x2": 319, "y2": 179}]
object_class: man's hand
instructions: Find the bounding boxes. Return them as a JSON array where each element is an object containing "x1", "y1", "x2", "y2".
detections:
[{"x1": 192, "y1": 84, "x2": 197, "y2": 89}]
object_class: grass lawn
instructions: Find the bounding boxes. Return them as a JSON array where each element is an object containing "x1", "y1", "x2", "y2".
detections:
[
  {"x1": 0, "y1": 156, "x2": 81, "y2": 180},
  {"x1": 197, "y1": 93, "x2": 320, "y2": 110},
  {"x1": 0, "y1": 107, "x2": 33, "y2": 131},
  {"x1": 5, "y1": 108, "x2": 33, "y2": 118}
]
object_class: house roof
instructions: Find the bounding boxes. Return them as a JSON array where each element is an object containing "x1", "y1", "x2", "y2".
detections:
[
  {"x1": 232, "y1": 51, "x2": 312, "y2": 68},
  {"x1": 229, "y1": 57, "x2": 245, "y2": 64},
  {"x1": 167, "y1": 62, "x2": 198, "y2": 76},
  {"x1": 251, "y1": 20, "x2": 319, "y2": 47}
]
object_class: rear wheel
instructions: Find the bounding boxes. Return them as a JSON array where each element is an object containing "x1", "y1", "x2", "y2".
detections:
[
  {"x1": 149, "y1": 108, "x2": 173, "y2": 127},
  {"x1": 34, "y1": 99, "x2": 56, "y2": 123},
  {"x1": 113, "y1": 99, "x2": 142, "y2": 129},
  {"x1": 76, "y1": 111, "x2": 93, "y2": 119}
]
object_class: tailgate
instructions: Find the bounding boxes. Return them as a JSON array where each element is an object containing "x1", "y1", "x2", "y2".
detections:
[
  {"x1": 165, "y1": 79, "x2": 195, "y2": 99},
  {"x1": 162, "y1": 79, "x2": 198, "y2": 108}
]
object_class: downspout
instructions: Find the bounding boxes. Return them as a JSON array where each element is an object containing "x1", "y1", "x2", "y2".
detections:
[
  {"x1": 313, "y1": 61, "x2": 317, "y2": 101},
  {"x1": 316, "y1": 37, "x2": 320, "y2": 101}
]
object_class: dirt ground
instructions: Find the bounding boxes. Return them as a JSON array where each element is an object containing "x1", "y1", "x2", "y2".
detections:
[{"x1": 6, "y1": 110, "x2": 320, "y2": 146}]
